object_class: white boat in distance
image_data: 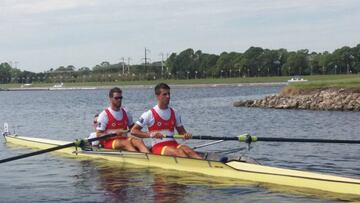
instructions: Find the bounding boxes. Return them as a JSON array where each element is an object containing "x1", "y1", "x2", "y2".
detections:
[
  {"x1": 20, "y1": 83, "x2": 33, "y2": 88},
  {"x1": 52, "y1": 82, "x2": 64, "y2": 88},
  {"x1": 288, "y1": 77, "x2": 308, "y2": 83},
  {"x1": 49, "y1": 82, "x2": 96, "y2": 91}
]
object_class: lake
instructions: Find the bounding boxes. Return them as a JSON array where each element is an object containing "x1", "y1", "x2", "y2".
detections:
[{"x1": 0, "y1": 84, "x2": 359, "y2": 203}]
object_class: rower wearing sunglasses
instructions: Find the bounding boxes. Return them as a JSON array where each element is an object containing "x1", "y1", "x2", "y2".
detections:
[{"x1": 95, "y1": 87, "x2": 149, "y2": 153}]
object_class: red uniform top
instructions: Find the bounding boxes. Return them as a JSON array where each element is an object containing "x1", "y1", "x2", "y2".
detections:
[
  {"x1": 99, "y1": 108, "x2": 128, "y2": 149},
  {"x1": 105, "y1": 108, "x2": 128, "y2": 131},
  {"x1": 148, "y1": 107, "x2": 180, "y2": 155},
  {"x1": 148, "y1": 107, "x2": 176, "y2": 133}
]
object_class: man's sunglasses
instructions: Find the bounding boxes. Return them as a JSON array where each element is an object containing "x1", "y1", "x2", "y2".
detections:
[{"x1": 113, "y1": 96, "x2": 123, "y2": 100}]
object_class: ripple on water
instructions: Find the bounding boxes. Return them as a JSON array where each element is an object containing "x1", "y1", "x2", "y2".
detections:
[{"x1": 0, "y1": 86, "x2": 359, "y2": 202}]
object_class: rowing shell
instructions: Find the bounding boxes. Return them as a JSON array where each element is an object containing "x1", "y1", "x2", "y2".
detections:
[{"x1": 4, "y1": 134, "x2": 360, "y2": 199}]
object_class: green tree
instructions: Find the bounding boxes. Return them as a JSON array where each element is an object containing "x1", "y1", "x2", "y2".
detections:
[
  {"x1": 283, "y1": 50, "x2": 308, "y2": 76},
  {"x1": 0, "y1": 62, "x2": 12, "y2": 83},
  {"x1": 171, "y1": 48, "x2": 196, "y2": 79},
  {"x1": 241, "y1": 47, "x2": 264, "y2": 77}
]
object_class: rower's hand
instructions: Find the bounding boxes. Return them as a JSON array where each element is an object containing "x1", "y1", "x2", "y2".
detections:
[
  {"x1": 149, "y1": 132, "x2": 164, "y2": 139},
  {"x1": 182, "y1": 133, "x2": 192, "y2": 140},
  {"x1": 116, "y1": 131, "x2": 127, "y2": 137}
]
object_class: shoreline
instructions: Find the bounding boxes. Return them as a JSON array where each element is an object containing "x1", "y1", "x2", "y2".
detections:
[
  {"x1": 0, "y1": 82, "x2": 287, "y2": 91},
  {"x1": 234, "y1": 87, "x2": 360, "y2": 111}
]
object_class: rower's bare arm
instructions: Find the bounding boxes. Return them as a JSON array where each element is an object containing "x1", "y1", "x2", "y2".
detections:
[
  {"x1": 116, "y1": 123, "x2": 134, "y2": 137},
  {"x1": 96, "y1": 130, "x2": 105, "y2": 137},
  {"x1": 96, "y1": 129, "x2": 126, "y2": 138},
  {"x1": 131, "y1": 124, "x2": 164, "y2": 139},
  {"x1": 176, "y1": 126, "x2": 192, "y2": 139},
  {"x1": 115, "y1": 129, "x2": 128, "y2": 137},
  {"x1": 130, "y1": 124, "x2": 149, "y2": 138}
]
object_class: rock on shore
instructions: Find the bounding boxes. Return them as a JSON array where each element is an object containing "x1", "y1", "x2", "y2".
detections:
[{"x1": 233, "y1": 88, "x2": 360, "y2": 111}]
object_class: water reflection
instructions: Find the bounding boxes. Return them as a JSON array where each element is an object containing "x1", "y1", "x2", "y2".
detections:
[
  {"x1": 73, "y1": 160, "x2": 257, "y2": 203},
  {"x1": 70, "y1": 158, "x2": 359, "y2": 203},
  {"x1": 151, "y1": 174, "x2": 187, "y2": 203},
  {"x1": 73, "y1": 160, "x2": 188, "y2": 203}
]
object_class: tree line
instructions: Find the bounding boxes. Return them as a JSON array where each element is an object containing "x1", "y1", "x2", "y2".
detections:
[{"x1": 1, "y1": 44, "x2": 359, "y2": 84}]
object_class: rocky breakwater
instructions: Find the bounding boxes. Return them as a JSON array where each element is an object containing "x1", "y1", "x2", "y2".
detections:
[{"x1": 234, "y1": 88, "x2": 360, "y2": 111}]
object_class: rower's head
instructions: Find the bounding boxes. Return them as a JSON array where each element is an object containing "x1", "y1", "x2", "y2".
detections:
[
  {"x1": 109, "y1": 87, "x2": 123, "y2": 110},
  {"x1": 155, "y1": 83, "x2": 170, "y2": 108}
]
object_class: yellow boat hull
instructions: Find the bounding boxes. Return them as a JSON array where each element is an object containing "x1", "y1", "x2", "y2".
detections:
[{"x1": 4, "y1": 134, "x2": 360, "y2": 198}]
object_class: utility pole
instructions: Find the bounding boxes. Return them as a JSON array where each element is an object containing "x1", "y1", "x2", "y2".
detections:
[
  {"x1": 160, "y1": 52, "x2": 164, "y2": 78},
  {"x1": 121, "y1": 57, "x2": 125, "y2": 75},
  {"x1": 143, "y1": 48, "x2": 151, "y2": 73},
  {"x1": 127, "y1": 57, "x2": 131, "y2": 74},
  {"x1": 166, "y1": 53, "x2": 170, "y2": 73}
]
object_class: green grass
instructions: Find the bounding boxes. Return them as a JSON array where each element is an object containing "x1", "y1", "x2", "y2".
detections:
[
  {"x1": 289, "y1": 74, "x2": 360, "y2": 90},
  {"x1": 1, "y1": 74, "x2": 359, "y2": 89}
]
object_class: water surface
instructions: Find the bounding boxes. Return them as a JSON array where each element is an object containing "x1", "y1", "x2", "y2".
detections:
[{"x1": 0, "y1": 85, "x2": 359, "y2": 203}]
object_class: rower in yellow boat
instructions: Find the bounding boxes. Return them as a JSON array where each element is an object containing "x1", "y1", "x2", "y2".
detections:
[
  {"x1": 96, "y1": 87, "x2": 149, "y2": 153},
  {"x1": 131, "y1": 83, "x2": 202, "y2": 159}
]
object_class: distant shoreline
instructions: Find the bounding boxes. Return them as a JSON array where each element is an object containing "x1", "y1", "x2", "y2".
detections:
[
  {"x1": 2, "y1": 74, "x2": 359, "y2": 91},
  {"x1": 1, "y1": 74, "x2": 359, "y2": 90},
  {"x1": 0, "y1": 82, "x2": 287, "y2": 91}
]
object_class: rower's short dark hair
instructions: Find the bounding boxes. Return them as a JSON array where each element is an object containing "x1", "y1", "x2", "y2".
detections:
[
  {"x1": 155, "y1": 83, "x2": 170, "y2": 95},
  {"x1": 109, "y1": 87, "x2": 122, "y2": 98}
]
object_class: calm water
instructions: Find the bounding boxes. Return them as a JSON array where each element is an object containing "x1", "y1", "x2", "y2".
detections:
[{"x1": 0, "y1": 85, "x2": 359, "y2": 203}]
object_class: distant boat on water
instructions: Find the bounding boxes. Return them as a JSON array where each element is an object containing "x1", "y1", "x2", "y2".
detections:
[
  {"x1": 49, "y1": 82, "x2": 97, "y2": 90},
  {"x1": 20, "y1": 83, "x2": 33, "y2": 88},
  {"x1": 52, "y1": 82, "x2": 64, "y2": 88},
  {"x1": 287, "y1": 77, "x2": 308, "y2": 83}
]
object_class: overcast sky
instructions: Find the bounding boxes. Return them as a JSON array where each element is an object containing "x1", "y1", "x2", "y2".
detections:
[{"x1": 1, "y1": 0, "x2": 359, "y2": 72}]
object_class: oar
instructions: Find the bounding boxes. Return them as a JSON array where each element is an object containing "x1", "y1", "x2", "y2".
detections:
[
  {"x1": 0, "y1": 132, "x2": 123, "y2": 164},
  {"x1": 193, "y1": 140, "x2": 225, "y2": 149},
  {"x1": 165, "y1": 134, "x2": 360, "y2": 144}
]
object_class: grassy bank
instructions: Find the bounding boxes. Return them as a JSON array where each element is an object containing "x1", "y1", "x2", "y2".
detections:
[
  {"x1": 1, "y1": 74, "x2": 359, "y2": 89},
  {"x1": 289, "y1": 74, "x2": 360, "y2": 90}
]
